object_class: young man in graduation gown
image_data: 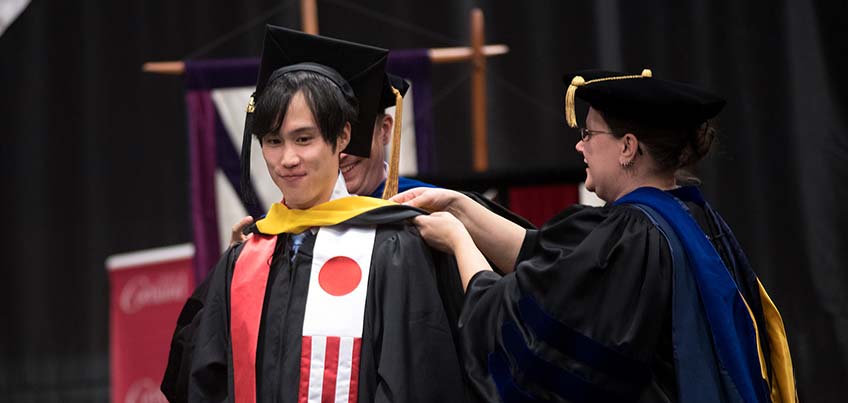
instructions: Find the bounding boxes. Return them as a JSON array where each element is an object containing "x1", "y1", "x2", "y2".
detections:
[
  {"x1": 162, "y1": 26, "x2": 469, "y2": 403},
  {"x1": 228, "y1": 74, "x2": 439, "y2": 245}
]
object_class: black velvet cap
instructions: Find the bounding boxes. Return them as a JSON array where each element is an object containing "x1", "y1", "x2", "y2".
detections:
[
  {"x1": 240, "y1": 25, "x2": 389, "y2": 208},
  {"x1": 379, "y1": 74, "x2": 410, "y2": 110},
  {"x1": 563, "y1": 69, "x2": 726, "y2": 128},
  {"x1": 249, "y1": 25, "x2": 389, "y2": 157}
]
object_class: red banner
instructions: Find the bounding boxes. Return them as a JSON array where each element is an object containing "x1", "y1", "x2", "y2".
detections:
[{"x1": 107, "y1": 244, "x2": 195, "y2": 403}]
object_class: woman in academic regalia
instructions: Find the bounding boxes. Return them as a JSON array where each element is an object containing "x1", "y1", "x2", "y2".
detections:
[{"x1": 392, "y1": 69, "x2": 797, "y2": 403}]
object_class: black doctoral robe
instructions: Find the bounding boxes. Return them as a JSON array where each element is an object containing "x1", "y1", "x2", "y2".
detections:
[
  {"x1": 458, "y1": 187, "x2": 782, "y2": 403},
  {"x1": 163, "y1": 206, "x2": 470, "y2": 403}
]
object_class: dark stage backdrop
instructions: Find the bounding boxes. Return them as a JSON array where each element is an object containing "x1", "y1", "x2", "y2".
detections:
[{"x1": 1, "y1": 0, "x2": 846, "y2": 401}]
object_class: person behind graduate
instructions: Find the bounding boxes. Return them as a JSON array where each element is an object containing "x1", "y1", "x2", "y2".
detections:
[
  {"x1": 162, "y1": 25, "x2": 471, "y2": 403},
  {"x1": 392, "y1": 69, "x2": 798, "y2": 402}
]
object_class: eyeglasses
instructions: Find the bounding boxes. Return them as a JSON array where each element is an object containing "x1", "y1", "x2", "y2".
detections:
[{"x1": 577, "y1": 127, "x2": 617, "y2": 142}]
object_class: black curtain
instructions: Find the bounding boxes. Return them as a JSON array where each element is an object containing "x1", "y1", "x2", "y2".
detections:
[{"x1": 1, "y1": 0, "x2": 845, "y2": 401}]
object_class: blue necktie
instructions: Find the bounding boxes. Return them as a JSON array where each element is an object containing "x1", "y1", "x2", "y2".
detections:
[{"x1": 290, "y1": 232, "x2": 306, "y2": 263}]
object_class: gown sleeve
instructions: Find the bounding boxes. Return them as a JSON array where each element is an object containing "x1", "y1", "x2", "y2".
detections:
[
  {"x1": 185, "y1": 244, "x2": 245, "y2": 403},
  {"x1": 459, "y1": 205, "x2": 674, "y2": 402},
  {"x1": 160, "y1": 244, "x2": 244, "y2": 403},
  {"x1": 161, "y1": 270, "x2": 210, "y2": 402}
]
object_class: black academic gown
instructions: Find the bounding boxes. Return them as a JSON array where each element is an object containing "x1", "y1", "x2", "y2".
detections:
[
  {"x1": 459, "y1": 204, "x2": 676, "y2": 403},
  {"x1": 164, "y1": 210, "x2": 470, "y2": 403},
  {"x1": 459, "y1": 188, "x2": 776, "y2": 403}
]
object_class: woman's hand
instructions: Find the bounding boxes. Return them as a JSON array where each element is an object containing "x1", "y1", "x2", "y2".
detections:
[
  {"x1": 395, "y1": 185, "x2": 524, "y2": 274},
  {"x1": 391, "y1": 187, "x2": 463, "y2": 213},
  {"x1": 414, "y1": 211, "x2": 493, "y2": 291},
  {"x1": 412, "y1": 212, "x2": 472, "y2": 254}
]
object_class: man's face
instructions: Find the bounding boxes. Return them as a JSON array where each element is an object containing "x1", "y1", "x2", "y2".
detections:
[
  {"x1": 261, "y1": 91, "x2": 349, "y2": 209},
  {"x1": 338, "y1": 113, "x2": 392, "y2": 196}
]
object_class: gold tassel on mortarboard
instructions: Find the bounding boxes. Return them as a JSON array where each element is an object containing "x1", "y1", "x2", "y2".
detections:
[
  {"x1": 380, "y1": 86, "x2": 403, "y2": 200},
  {"x1": 564, "y1": 69, "x2": 653, "y2": 128},
  {"x1": 246, "y1": 95, "x2": 256, "y2": 113},
  {"x1": 240, "y1": 95, "x2": 258, "y2": 209}
]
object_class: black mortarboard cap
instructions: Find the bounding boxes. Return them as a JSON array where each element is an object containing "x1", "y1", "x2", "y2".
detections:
[
  {"x1": 379, "y1": 74, "x2": 410, "y2": 110},
  {"x1": 563, "y1": 69, "x2": 725, "y2": 129},
  {"x1": 240, "y1": 25, "x2": 389, "y2": 208}
]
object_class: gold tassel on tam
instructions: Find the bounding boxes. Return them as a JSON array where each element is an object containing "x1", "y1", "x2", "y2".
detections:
[
  {"x1": 565, "y1": 76, "x2": 585, "y2": 128},
  {"x1": 381, "y1": 86, "x2": 403, "y2": 200},
  {"x1": 564, "y1": 69, "x2": 653, "y2": 128}
]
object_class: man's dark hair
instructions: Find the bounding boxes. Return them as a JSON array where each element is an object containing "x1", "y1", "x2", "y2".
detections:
[{"x1": 253, "y1": 70, "x2": 358, "y2": 150}]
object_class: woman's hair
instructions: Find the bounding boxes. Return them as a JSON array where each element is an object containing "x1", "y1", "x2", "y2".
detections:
[
  {"x1": 252, "y1": 70, "x2": 358, "y2": 150},
  {"x1": 602, "y1": 111, "x2": 717, "y2": 177}
]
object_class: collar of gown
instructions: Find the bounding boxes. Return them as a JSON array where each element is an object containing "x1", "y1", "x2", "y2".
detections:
[{"x1": 256, "y1": 172, "x2": 395, "y2": 235}]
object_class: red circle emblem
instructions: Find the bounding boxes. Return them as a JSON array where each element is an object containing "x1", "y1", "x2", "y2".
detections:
[{"x1": 318, "y1": 256, "x2": 362, "y2": 296}]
